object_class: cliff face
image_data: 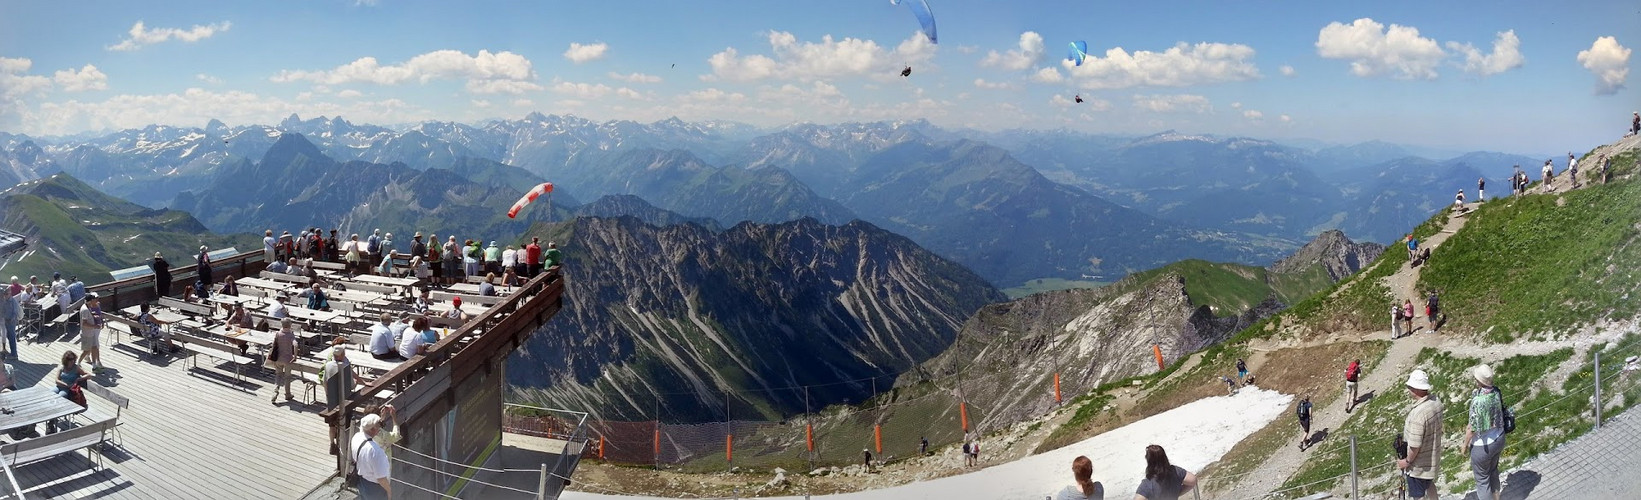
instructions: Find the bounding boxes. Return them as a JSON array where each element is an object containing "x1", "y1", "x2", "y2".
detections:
[
  {"x1": 896, "y1": 273, "x2": 1278, "y2": 427},
  {"x1": 1269, "y1": 229, "x2": 1385, "y2": 281},
  {"x1": 506, "y1": 216, "x2": 1006, "y2": 421}
]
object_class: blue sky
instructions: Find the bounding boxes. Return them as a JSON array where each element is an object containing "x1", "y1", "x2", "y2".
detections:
[{"x1": 1, "y1": 0, "x2": 1636, "y2": 153}]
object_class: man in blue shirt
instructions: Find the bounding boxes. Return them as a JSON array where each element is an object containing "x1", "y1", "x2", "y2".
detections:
[{"x1": 65, "y1": 277, "x2": 86, "y2": 303}]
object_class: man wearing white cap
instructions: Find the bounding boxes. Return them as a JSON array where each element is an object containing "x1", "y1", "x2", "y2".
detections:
[
  {"x1": 1465, "y1": 364, "x2": 1506, "y2": 500},
  {"x1": 351, "y1": 413, "x2": 392, "y2": 499},
  {"x1": 1398, "y1": 369, "x2": 1443, "y2": 499},
  {"x1": 79, "y1": 293, "x2": 107, "y2": 372}
]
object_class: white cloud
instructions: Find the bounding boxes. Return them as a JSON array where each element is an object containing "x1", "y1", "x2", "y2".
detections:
[
  {"x1": 16, "y1": 88, "x2": 428, "y2": 136},
  {"x1": 1230, "y1": 102, "x2": 1242, "y2": 109},
  {"x1": 195, "y1": 73, "x2": 224, "y2": 85},
  {"x1": 615, "y1": 87, "x2": 645, "y2": 100},
  {"x1": 1447, "y1": 30, "x2": 1525, "y2": 76},
  {"x1": 1577, "y1": 36, "x2": 1631, "y2": 95},
  {"x1": 563, "y1": 42, "x2": 609, "y2": 64},
  {"x1": 107, "y1": 21, "x2": 231, "y2": 51},
  {"x1": 705, "y1": 31, "x2": 936, "y2": 82},
  {"x1": 470, "y1": 99, "x2": 492, "y2": 108},
  {"x1": 1061, "y1": 42, "x2": 1261, "y2": 90},
  {"x1": 550, "y1": 81, "x2": 613, "y2": 99},
  {"x1": 1316, "y1": 18, "x2": 1445, "y2": 79},
  {"x1": 955, "y1": 45, "x2": 979, "y2": 55},
  {"x1": 512, "y1": 98, "x2": 535, "y2": 108},
  {"x1": 464, "y1": 79, "x2": 544, "y2": 95},
  {"x1": 685, "y1": 88, "x2": 748, "y2": 103},
  {"x1": 1279, "y1": 65, "x2": 1296, "y2": 77},
  {"x1": 608, "y1": 72, "x2": 662, "y2": 84},
  {"x1": 1242, "y1": 109, "x2": 1263, "y2": 120},
  {"x1": 1132, "y1": 94, "x2": 1211, "y2": 113},
  {"x1": 1031, "y1": 67, "x2": 1064, "y2": 84},
  {"x1": 980, "y1": 32, "x2": 1045, "y2": 71},
  {"x1": 272, "y1": 50, "x2": 539, "y2": 96},
  {"x1": 973, "y1": 78, "x2": 1013, "y2": 90},
  {"x1": 1050, "y1": 94, "x2": 1110, "y2": 111},
  {"x1": 1279, "y1": 114, "x2": 1292, "y2": 123},
  {"x1": 0, "y1": 58, "x2": 52, "y2": 117},
  {"x1": 51, "y1": 65, "x2": 108, "y2": 92},
  {"x1": 336, "y1": 89, "x2": 363, "y2": 98}
]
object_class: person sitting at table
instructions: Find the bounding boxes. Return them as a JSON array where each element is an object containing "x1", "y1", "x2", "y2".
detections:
[
  {"x1": 220, "y1": 276, "x2": 240, "y2": 296},
  {"x1": 417, "y1": 316, "x2": 439, "y2": 347},
  {"x1": 444, "y1": 297, "x2": 468, "y2": 322},
  {"x1": 228, "y1": 302, "x2": 255, "y2": 329},
  {"x1": 192, "y1": 279, "x2": 211, "y2": 301},
  {"x1": 389, "y1": 312, "x2": 412, "y2": 347},
  {"x1": 269, "y1": 294, "x2": 290, "y2": 321},
  {"x1": 301, "y1": 283, "x2": 331, "y2": 311},
  {"x1": 66, "y1": 276, "x2": 86, "y2": 303},
  {"x1": 54, "y1": 350, "x2": 91, "y2": 405},
  {"x1": 479, "y1": 273, "x2": 497, "y2": 297},
  {"x1": 502, "y1": 265, "x2": 519, "y2": 288},
  {"x1": 266, "y1": 258, "x2": 289, "y2": 274},
  {"x1": 410, "y1": 256, "x2": 430, "y2": 282},
  {"x1": 368, "y1": 313, "x2": 404, "y2": 362},
  {"x1": 285, "y1": 257, "x2": 303, "y2": 276},
  {"x1": 139, "y1": 302, "x2": 179, "y2": 354},
  {"x1": 52, "y1": 271, "x2": 69, "y2": 317},
  {"x1": 410, "y1": 287, "x2": 432, "y2": 315},
  {"x1": 398, "y1": 317, "x2": 439, "y2": 358}
]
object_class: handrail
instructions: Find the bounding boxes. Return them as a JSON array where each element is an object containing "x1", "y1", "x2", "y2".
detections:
[{"x1": 320, "y1": 267, "x2": 566, "y2": 456}]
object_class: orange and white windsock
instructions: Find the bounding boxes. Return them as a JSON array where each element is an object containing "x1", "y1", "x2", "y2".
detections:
[{"x1": 506, "y1": 182, "x2": 554, "y2": 218}]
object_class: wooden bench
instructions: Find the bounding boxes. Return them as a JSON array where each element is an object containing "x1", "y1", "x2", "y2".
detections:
[
  {"x1": 289, "y1": 362, "x2": 324, "y2": 405},
  {"x1": 427, "y1": 315, "x2": 464, "y2": 330},
  {"x1": 42, "y1": 298, "x2": 83, "y2": 337},
  {"x1": 311, "y1": 260, "x2": 348, "y2": 272},
  {"x1": 157, "y1": 296, "x2": 216, "y2": 319},
  {"x1": 0, "y1": 417, "x2": 117, "y2": 471},
  {"x1": 80, "y1": 381, "x2": 130, "y2": 447},
  {"x1": 172, "y1": 331, "x2": 255, "y2": 386},
  {"x1": 261, "y1": 271, "x2": 312, "y2": 285},
  {"x1": 429, "y1": 291, "x2": 506, "y2": 306},
  {"x1": 341, "y1": 282, "x2": 398, "y2": 296}
]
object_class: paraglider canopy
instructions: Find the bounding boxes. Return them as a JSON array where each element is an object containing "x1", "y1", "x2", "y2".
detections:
[
  {"x1": 1074, "y1": 95, "x2": 1083, "y2": 103},
  {"x1": 889, "y1": 0, "x2": 937, "y2": 44},
  {"x1": 901, "y1": 66, "x2": 912, "y2": 77},
  {"x1": 507, "y1": 182, "x2": 554, "y2": 219},
  {"x1": 1067, "y1": 41, "x2": 1088, "y2": 66}
]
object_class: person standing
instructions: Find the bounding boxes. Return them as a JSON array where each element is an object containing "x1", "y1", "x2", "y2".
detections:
[
  {"x1": 920, "y1": 436, "x2": 928, "y2": 456},
  {"x1": 1427, "y1": 291, "x2": 1441, "y2": 332},
  {"x1": 525, "y1": 237, "x2": 543, "y2": 278},
  {"x1": 1542, "y1": 160, "x2": 1554, "y2": 191},
  {"x1": 443, "y1": 236, "x2": 461, "y2": 285},
  {"x1": 543, "y1": 242, "x2": 564, "y2": 270},
  {"x1": 1399, "y1": 370, "x2": 1444, "y2": 500},
  {"x1": 427, "y1": 233, "x2": 443, "y2": 284},
  {"x1": 196, "y1": 245, "x2": 214, "y2": 289},
  {"x1": 327, "y1": 229, "x2": 341, "y2": 263},
  {"x1": 1235, "y1": 358, "x2": 1248, "y2": 385},
  {"x1": 1569, "y1": 153, "x2": 1580, "y2": 188},
  {"x1": 352, "y1": 413, "x2": 392, "y2": 499},
  {"x1": 1345, "y1": 359, "x2": 1361, "y2": 413},
  {"x1": 271, "y1": 319, "x2": 297, "y2": 404},
  {"x1": 1391, "y1": 302, "x2": 1403, "y2": 339},
  {"x1": 1052, "y1": 455, "x2": 1105, "y2": 500},
  {"x1": 264, "y1": 229, "x2": 277, "y2": 263},
  {"x1": 483, "y1": 241, "x2": 502, "y2": 276},
  {"x1": 366, "y1": 229, "x2": 382, "y2": 269},
  {"x1": 409, "y1": 233, "x2": 427, "y2": 269},
  {"x1": 1631, "y1": 111, "x2": 1640, "y2": 137},
  {"x1": 1134, "y1": 445, "x2": 1196, "y2": 500},
  {"x1": 1477, "y1": 176, "x2": 1486, "y2": 201},
  {"x1": 0, "y1": 288, "x2": 19, "y2": 358},
  {"x1": 1466, "y1": 364, "x2": 1507, "y2": 500},
  {"x1": 1296, "y1": 395, "x2": 1313, "y2": 451},
  {"x1": 1403, "y1": 299, "x2": 1416, "y2": 334},
  {"x1": 79, "y1": 293, "x2": 106, "y2": 372},
  {"x1": 151, "y1": 252, "x2": 172, "y2": 298},
  {"x1": 862, "y1": 448, "x2": 872, "y2": 468}
]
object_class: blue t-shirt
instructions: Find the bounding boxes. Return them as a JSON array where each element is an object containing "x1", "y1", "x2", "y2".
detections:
[{"x1": 420, "y1": 329, "x2": 438, "y2": 345}]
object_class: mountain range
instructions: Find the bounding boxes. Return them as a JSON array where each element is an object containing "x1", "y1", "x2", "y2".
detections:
[{"x1": 2, "y1": 114, "x2": 1537, "y2": 287}]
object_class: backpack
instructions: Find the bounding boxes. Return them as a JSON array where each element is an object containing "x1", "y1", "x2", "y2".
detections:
[
  {"x1": 1345, "y1": 362, "x2": 1359, "y2": 382},
  {"x1": 1296, "y1": 400, "x2": 1311, "y2": 420},
  {"x1": 367, "y1": 236, "x2": 379, "y2": 254},
  {"x1": 1497, "y1": 387, "x2": 1516, "y2": 434}
]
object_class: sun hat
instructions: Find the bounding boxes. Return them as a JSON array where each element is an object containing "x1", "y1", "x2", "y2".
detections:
[
  {"x1": 452, "y1": 296, "x2": 462, "y2": 306},
  {"x1": 1406, "y1": 369, "x2": 1432, "y2": 391},
  {"x1": 1473, "y1": 364, "x2": 1494, "y2": 387}
]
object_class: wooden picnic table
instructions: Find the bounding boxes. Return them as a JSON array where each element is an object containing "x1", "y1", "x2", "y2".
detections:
[
  {"x1": 236, "y1": 277, "x2": 296, "y2": 294},
  {"x1": 444, "y1": 283, "x2": 513, "y2": 296},
  {"x1": 0, "y1": 387, "x2": 87, "y2": 433},
  {"x1": 326, "y1": 288, "x2": 390, "y2": 306},
  {"x1": 347, "y1": 274, "x2": 420, "y2": 287},
  {"x1": 268, "y1": 305, "x2": 348, "y2": 326},
  {"x1": 208, "y1": 293, "x2": 260, "y2": 307}
]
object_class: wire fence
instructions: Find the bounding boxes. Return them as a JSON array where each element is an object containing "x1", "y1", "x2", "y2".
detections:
[{"x1": 498, "y1": 330, "x2": 1641, "y2": 499}]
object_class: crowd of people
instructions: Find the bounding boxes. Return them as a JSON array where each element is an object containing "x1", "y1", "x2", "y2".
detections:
[{"x1": 258, "y1": 227, "x2": 562, "y2": 287}]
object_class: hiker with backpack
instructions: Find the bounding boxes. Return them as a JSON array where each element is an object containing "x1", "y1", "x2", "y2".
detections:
[
  {"x1": 1391, "y1": 302, "x2": 1403, "y2": 339},
  {"x1": 1236, "y1": 358, "x2": 1248, "y2": 385},
  {"x1": 1426, "y1": 291, "x2": 1441, "y2": 333},
  {"x1": 1466, "y1": 364, "x2": 1510, "y2": 500},
  {"x1": 1296, "y1": 395, "x2": 1313, "y2": 451},
  {"x1": 1345, "y1": 359, "x2": 1362, "y2": 413}
]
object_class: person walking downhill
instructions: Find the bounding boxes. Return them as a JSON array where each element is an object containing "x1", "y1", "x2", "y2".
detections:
[
  {"x1": 1344, "y1": 359, "x2": 1361, "y2": 413},
  {"x1": 1399, "y1": 370, "x2": 1444, "y2": 500},
  {"x1": 1466, "y1": 364, "x2": 1507, "y2": 500},
  {"x1": 1426, "y1": 290, "x2": 1441, "y2": 333},
  {"x1": 1296, "y1": 395, "x2": 1313, "y2": 451},
  {"x1": 1052, "y1": 455, "x2": 1105, "y2": 500},
  {"x1": 1134, "y1": 445, "x2": 1197, "y2": 500}
]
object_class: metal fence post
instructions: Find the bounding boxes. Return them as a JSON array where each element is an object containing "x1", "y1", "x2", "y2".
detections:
[
  {"x1": 537, "y1": 463, "x2": 548, "y2": 500},
  {"x1": 1350, "y1": 434, "x2": 1359, "y2": 499},
  {"x1": 1594, "y1": 352, "x2": 1603, "y2": 429}
]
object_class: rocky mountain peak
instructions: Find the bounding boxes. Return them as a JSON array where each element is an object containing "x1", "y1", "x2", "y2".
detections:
[{"x1": 1269, "y1": 229, "x2": 1385, "y2": 281}]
